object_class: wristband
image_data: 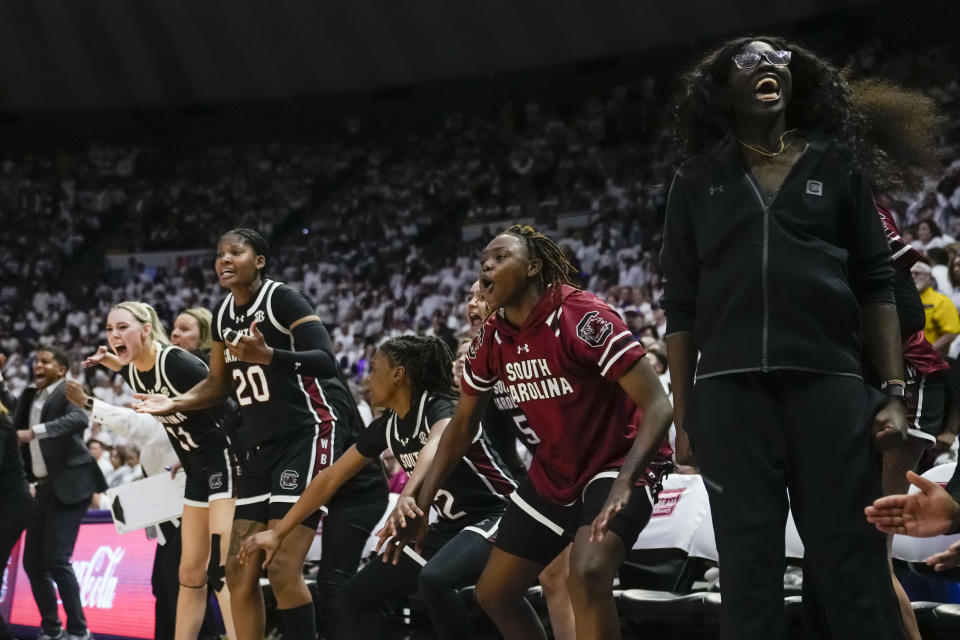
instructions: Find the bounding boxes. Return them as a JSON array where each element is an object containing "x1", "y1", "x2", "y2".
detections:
[{"x1": 881, "y1": 382, "x2": 906, "y2": 399}]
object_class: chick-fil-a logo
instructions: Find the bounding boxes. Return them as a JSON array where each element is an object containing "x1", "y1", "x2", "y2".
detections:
[{"x1": 72, "y1": 546, "x2": 125, "y2": 609}]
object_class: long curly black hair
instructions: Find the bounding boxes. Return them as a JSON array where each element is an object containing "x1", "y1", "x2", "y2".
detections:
[{"x1": 673, "y1": 36, "x2": 936, "y2": 189}]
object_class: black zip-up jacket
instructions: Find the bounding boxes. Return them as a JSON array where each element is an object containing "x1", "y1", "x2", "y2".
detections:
[{"x1": 660, "y1": 134, "x2": 895, "y2": 380}]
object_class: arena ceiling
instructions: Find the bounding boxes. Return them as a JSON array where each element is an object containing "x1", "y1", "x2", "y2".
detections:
[{"x1": 0, "y1": 0, "x2": 883, "y2": 110}]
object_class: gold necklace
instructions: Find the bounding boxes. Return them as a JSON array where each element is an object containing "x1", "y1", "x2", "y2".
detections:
[{"x1": 739, "y1": 129, "x2": 797, "y2": 158}]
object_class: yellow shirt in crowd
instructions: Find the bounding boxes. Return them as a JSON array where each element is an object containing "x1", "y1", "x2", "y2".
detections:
[{"x1": 920, "y1": 286, "x2": 960, "y2": 344}]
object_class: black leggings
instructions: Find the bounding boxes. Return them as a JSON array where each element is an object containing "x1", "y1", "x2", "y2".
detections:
[
  {"x1": 314, "y1": 491, "x2": 388, "y2": 640},
  {"x1": 339, "y1": 523, "x2": 493, "y2": 640}
]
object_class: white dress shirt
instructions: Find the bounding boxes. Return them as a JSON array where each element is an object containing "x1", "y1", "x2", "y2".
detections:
[{"x1": 28, "y1": 378, "x2": 65, "y2": 479}]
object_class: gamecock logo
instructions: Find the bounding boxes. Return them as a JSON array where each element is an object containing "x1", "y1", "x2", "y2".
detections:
[
  {"x1": 279, "y1": 469, "x2": 300, "y2": 490},
  {"x1": 576, "y1": 311, "x2": 613, "y2": 347},
  {"x1": 467, "y1": 326, "x2": 485, "y2": 360}
]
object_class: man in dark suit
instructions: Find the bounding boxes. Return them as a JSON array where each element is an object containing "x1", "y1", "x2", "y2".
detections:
[{"x1": 14, "y1": 346, "x2": 106, "y2": 640}]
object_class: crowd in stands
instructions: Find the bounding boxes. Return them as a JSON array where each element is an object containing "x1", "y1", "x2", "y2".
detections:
[{"x1": 1, "y1": 40, "x2": 958, "y2": 415}]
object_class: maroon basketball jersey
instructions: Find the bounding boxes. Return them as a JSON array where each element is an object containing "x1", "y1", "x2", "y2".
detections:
[
  {"x1": 876, "y1": 205, "x2": 950, "y2": 376},
  {"x1": 462, "y1": 285, "x2": 673, "y2": 504}
]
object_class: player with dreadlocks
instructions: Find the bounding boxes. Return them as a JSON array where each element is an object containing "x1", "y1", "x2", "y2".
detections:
[
  {"x1": 380, "y1": 225, "x2": 674, "y2": 640},
  {"x1": 239, "y1": 335, "x2": 515, "y2": 640}
]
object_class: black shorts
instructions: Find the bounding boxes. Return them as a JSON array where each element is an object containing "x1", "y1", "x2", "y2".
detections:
[
  {"x1": 394, "y1": 510, "x2": 503, "y2": 568},
  {"x1": 905, "y1": 365, "x2": 947, "y2": 444},
  {"x1": 495, "y1": 472, "x2": 660, "y2": 566},
  {"x1": 235, "y1": 425, "x2": 331, "y2": 530},
  {"x1": 182, "y1": 444, "x2": 239, "y2": 507}
]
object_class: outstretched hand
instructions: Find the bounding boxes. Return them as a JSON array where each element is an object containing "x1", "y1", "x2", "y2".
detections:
[
  {"x1": 84, "y1": 346, "x2": 110, "y2": 369},
  {"x1": 374, "y1": 496, "x2": 427, "y2": 565},
  {"x1": 926, "y1": 539, "x2": 960, "y2": 572},
  {"x1": 134, "y1": 393, "x2": 175, "y2": 415},
  {"x1": 865, "y1": 470, "x2": 960, "y2": 537}
]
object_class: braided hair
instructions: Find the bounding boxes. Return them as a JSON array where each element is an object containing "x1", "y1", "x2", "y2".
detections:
[
  {"x1": 378, "y1": 335, "x2": 456, "y2": 400},
  {"x1": 501, "y1": 224, "x2": 578, "y2": 292},
  {"x1": 219, "y1": 228, "x2": 270, "y2": 277}
]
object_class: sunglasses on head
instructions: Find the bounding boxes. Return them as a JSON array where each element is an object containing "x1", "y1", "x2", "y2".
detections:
[{"x1": 732, "y1": 49, "x2": 792, "y2": 70}]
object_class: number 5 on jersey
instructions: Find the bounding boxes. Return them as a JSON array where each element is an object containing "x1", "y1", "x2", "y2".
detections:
[
  {"x1": 233, "y1": 365, "x2": 271, "y2": 405},
  {"x1": 513, "y1": 414, "x2": 540, "y2": 445}
]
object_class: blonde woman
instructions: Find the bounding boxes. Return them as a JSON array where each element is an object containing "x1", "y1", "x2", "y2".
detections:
[
  {"x1": 85, "y1": 301, "x2": 238, "y2": 640},
  {"x1": 171, "y1": 308, "x2": 215, "y2": 358}
]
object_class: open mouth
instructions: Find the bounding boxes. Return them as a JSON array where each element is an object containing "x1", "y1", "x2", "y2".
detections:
[
  {"x1": 478, "y1": 275, "x2": 494, "y2": 295},
  {"x1": 113, "y1": 344, "x2": 128, "y2": 358},
  {"x1": 754, "y1": 75, "x2": 781, "y2": 102}
]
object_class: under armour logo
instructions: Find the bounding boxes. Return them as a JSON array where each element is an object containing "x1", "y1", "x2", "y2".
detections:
[
  {"x1": 517, "y1": 344, "x2": 530, "y2": 354},
  {"x1": 399, "y1": 437, "x2": 409, "y2": 446},
  {"x1": 709, "y1": 186, "x2": 724, "y2": 196}
]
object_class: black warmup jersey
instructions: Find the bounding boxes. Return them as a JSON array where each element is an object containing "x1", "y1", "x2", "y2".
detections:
[
  {"x1": 121, "y1": 344, "x2": 228, "y2": 453},
  {"x1": 355, "y1": 392, "x2": 515, "y2": 522},
  {"x1": 214, "y1": 280, "x2": 336, "y2": 448}
]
